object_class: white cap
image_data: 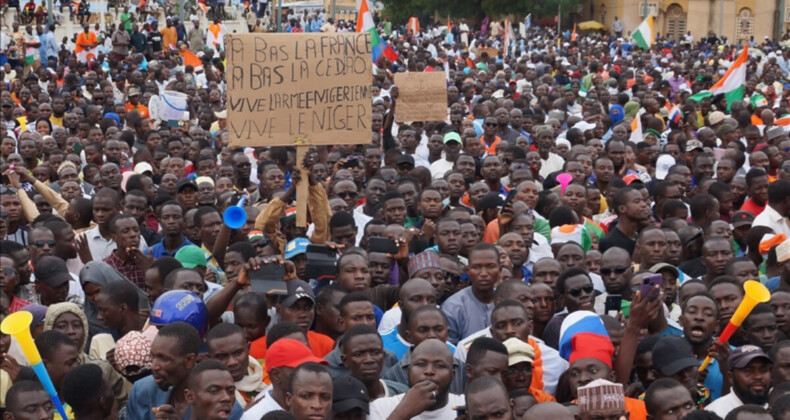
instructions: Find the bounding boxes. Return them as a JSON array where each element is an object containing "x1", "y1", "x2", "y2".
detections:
[
  {"x1": 655, "y1": 154, "x2": 675, "y2": 180},
  {"x1": 134, "y1": 162, "x2": 154, "y2": 175}
]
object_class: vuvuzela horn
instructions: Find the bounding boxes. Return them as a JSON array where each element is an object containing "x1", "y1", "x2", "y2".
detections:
[
  {"x1": 699, "y1": 280, "x2": 770, "y2": 371},
  {"x1": 1, "y1": 311, "x2": 69, "y2": 419}
]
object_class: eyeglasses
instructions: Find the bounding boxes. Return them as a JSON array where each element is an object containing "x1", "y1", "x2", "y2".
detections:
[
  {"x1": 567, "y1": 284, "x2": 594, "y2": 298},
  {"x1": 485, "y1": 123, "x2": 497, "y2": 127},
  {"x1": 255, "y1": 238, "x2": 273, "y2": 249},
  {"x1": 1, "y1": 267, "x2": 16, "y2": 276},
  {"x1": 0, "y1": 186, "x2": 18, "y2": 195},
  {"x1": 236, "y1": 162, "x2": 251, "y2": 168},
  {"x1": 337, "y1": 191, "x2": 358, "y2": 199},
  {"x1": 382, "y1": 175, "x2": 400, "y2": 182},
  {"x1": 31, "y1": 239, "x2": 56, "y2": 248},
  {"x1": 445, "y1": 272, "x2": 463, "y2": 284},
  {"x1": 600, "y1": 266, "x2": 629, "y2": 276}
]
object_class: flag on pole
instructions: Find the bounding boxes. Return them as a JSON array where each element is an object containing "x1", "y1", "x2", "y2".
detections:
[
  {"x1": 180, "y1": 49, "x2": 203, "y2": 70},
  {"x1": 630, "y1": 110, "x2": 644, "y2": 143},
  {"x1": 571, "y1": 23, "x2": 577, "y2": 41},
  {"x1": 357, "y1": 0, "x2": 398, "y2": 63},
  {"x1": 632, "y1": 16, "x2": 655, "y2": 50},
  {"x1": 503, "y1": 19, "x2": 512, "y2": 57},
  {"x1": 708, "y1": 45, "x2": 749, "y2": 112},
  {"x1": 408, "y1": 17, "x2": 420, "y2": 34},
  {"x1": 525, "y1": 14, "x2": 532, "y2": 30},
  {"x1": 668, "y1": 106, "x2": 682, "y2": 126}
]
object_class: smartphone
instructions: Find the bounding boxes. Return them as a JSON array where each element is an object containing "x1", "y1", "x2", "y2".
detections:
[
  {"x1": 305, "y1": 245, "x2": 337, "y2": 282},
  {"x1": 167, "y1": 119, "x2": 184, "y2": 128},
  {"x1": 248, "y1": 263, "x2": 288, "y2": 295},
  {"x1": 604, "y1": 294, "x2": 622, "y2": 316},
  {"x1": 640, "y1": 274, "x2": 662, "y2": 301},
  {"x1": 369, "y1": 237, "x2": 398, "y2": 254}
]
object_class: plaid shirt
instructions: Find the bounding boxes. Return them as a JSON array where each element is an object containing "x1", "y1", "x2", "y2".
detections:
[{"x1": 103, "y1": 252, "x2": 146, "y2": 289}]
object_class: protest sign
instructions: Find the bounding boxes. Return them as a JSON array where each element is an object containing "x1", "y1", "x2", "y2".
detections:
[
  {"x1": 393, "y1": 72, "x2": 447, "y2": 122},
  {"x1": 225, "y1": 33, "x2": 373, "y2": 147}
]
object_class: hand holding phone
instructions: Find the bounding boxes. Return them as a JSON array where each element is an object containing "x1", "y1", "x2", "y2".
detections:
[{"x1": 640, "y1": 274, "x2": 662, "y2": 302}]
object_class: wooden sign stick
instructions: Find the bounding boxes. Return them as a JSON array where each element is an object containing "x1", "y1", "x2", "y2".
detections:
[{"x1": 296, "y1": 145, "x2": 310, "y2": 228}]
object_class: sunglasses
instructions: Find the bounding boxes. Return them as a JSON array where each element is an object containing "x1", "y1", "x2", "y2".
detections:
[
  {"x1": 567, "y1": 284, "x2": 594, "y2": 298},
  {"x1": 382, "y1": 175, "x2": 400, "y2": 182},
  {"x1": 236, "y1": 162, "x2": 251, "y2": 168},
  {"x1": 255, "y1": 238, "x2": 273, "y2": 249},
  {"x1": 600, "y1": 266, "x2": 629, "y2": 276},
  {"x1": 1, "y1": 267, "x2": 16, "y2": 276},
  {"x1": 337, "y1": 191, "x2": 358, "y2": 199},
  {"x1": 0, "y1": 186, "x2": 18, "y2": 195},
  {"x1": 32, "y1": 239, "x2": 57, "y2": 248},
  {"x1": 445, "y1": 272, "x2": 463, "y2": 285},
  {"x1": 485, "y1": 123, "x2": 497, "y2": 127}
]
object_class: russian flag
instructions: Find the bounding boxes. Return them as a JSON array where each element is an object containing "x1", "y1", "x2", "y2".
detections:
[
  {"x1": 559, "y1": 311, "x2": 611, "y2": 362},
  {"x1": 668, "y1": 107, "x2": 682, "y2": 126},
  {"x1": 357, "y1": 0, "x2": 397, "y2": 63}
]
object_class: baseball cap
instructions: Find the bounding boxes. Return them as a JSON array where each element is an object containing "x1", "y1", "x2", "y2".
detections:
[
  {"x1": 281, "y1": 279, "x2": 315, "y2": 307},
  {"x1": 285, "y1": 238, "x2": 311, "y2": 260},
  {"x1": 478, "y1": 191, "x2": 505, "y2": 211},
  {"x1": 731, "y1": 211, "x2": 755, "y2": 228},
  {"x1": 176, "y1": 178, "x2": 198, "y2": 193},
  {"x1": 34, "y1": 256, "x2": 72, "y2": 288},
  {"x1": 728, "y1": 345, "x2": 772, "y2": 371},
  {"x1": 655, "y1": 154, "x2": 675, "y2": 180},
  {"x1": 716, "y1": 124, "x2": 736, "y2": 138},
  {"x1": 175, "y1": 245, "x2": 207, "y2": 269},
  {"x1": 332, "y1": 376, "x2": 370, "y2": 414},
  {"x1": 652, "y1": 336, "x2": 699, "y2": 376},
  {"x1": 649, "y1": 263, "x2": 679, "y2": 278},
  {"x1": 1, "y1": 100, "x2": 14, "y2": 107},
  {"x1": 708, "y1": 111, "x2": 726, "y2": 125},
  {"x1": 396, "y1": 155, "x2": 415, "y2": 167},
  {"x1": 767, "y1": 126, "x2": 785, "y2": 142},
  {"x1": 443, "y1": 132, "x2": 461, "y2": 144},
  {"x1": 266, "y1": 338, "x2": 327, "y2": 373},
  {"x1": 128, "y1": 86, "x2": 141, "y2": 97},
  {"x1": 214, "y1": 109, "x2": 227, "y2": 119},
  {"x1": 133, "y1": 162, "x2": 154, "y2": 175},
  {"x1": 503, "y1": 337, "x2": 535, "y2": 366},
  {"x1": 685, "y1": 139, "x2": 704, "y2": 152},
  {"x1": 21, "y1": 304, "x2": 48, "y2": 328},
  {"x1": 623, "y1": 174, "x2": 642, "y2": 185}
]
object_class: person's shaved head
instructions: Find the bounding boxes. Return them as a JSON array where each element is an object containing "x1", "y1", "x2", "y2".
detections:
[{"x1": 523, "y1": 402, "x2": 575, "y2": 420}]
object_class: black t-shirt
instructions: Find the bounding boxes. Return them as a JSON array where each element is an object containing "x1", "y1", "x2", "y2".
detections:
[
  {"x1": 599, "y1": 226, "x2": 636, "y2": 255},
  {"x1": 130, "y1": 32, "x2": 147, "y2": 53},
  {"x1": 147, "y1": 31, "x2": 163, "y2": 52}
]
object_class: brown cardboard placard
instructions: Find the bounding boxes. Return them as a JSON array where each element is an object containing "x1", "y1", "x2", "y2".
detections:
[
  {"x1": 225, "y1": 33, "x2": 373, "y2": 147},
  {"x1": 393, "y1": 72, "x2": 447, "y2": 122}
]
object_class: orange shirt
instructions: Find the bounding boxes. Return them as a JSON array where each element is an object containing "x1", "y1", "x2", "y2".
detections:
[
  {"x1": 75, "y1": 31, "x2": 98, "y2": 54},
  {"x1": 478, "y1": 135, "x2": 502, "y2": 156},
  {"x1": 125, "y1": 102, "x2": 150, "y2": 119},
  {"x1": 160, "y1": 27, "x2": 177, "y2": 50},
  {"x1": 625, "y1": 397, "x2": 648, "y2": 420},
  {"x1": 250, "y1": 330, "x2": 335, "y2": 384}
]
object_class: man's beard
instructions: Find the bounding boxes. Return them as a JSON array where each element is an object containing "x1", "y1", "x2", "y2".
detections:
[{"x1": 733, "y1": 380, "x2": 769, "y2": 405}]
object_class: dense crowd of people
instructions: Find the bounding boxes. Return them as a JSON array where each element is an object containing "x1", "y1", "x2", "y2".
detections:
[{"x1": 4, "y1": 3, "x2": 790, "y2": 420}]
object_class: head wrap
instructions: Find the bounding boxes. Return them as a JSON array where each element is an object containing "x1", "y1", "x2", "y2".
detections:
[{"x1": 43, "y1": 302, "x2": 90, "y2": 350}]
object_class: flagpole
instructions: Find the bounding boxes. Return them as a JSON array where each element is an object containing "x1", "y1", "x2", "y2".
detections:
[{"x1": 276, "y1": 0, "x2": 281, "y2": 31}]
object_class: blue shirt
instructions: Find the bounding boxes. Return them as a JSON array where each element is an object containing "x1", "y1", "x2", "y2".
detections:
[
  {"x1": 126, "y1": 376, "x2": 243, "y2": 420},
  {"x1": 440, "y1": 286, "x2": 495, "y2": 345},
  {"x1": 703, "y1": 358, "x2": 724, "y2": 400},
  {"x1": 148, "y1": 237, "x2": 193, "y2": 259}
]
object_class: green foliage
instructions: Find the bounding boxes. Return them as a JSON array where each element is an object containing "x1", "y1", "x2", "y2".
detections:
[{"x1": 378, "y1": 0, "x2": 581, "y2": 24}]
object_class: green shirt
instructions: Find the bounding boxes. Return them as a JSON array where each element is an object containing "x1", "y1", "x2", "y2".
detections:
[{"x1": 120, "y1": 12, "x2": 133, "y2": 31}]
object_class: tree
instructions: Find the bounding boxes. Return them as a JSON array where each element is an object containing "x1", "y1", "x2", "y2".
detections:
[{"x1": 379, "y1": 0, "x2": 581, "y2": 27}]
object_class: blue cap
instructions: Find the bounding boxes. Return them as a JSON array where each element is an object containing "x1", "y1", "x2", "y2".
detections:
[{"x1": 285, "y1": 238, "x2": 311, "y2": 260}]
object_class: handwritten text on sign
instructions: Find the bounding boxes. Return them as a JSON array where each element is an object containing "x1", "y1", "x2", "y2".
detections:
[
  {"x1": 394, "y1": 72, "x2": 448, "y2": 122},
  {"x1": 226, "y1": 33, "x2": 372, "y2": 147}
]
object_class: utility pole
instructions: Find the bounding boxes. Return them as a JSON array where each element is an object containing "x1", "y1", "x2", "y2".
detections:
[
  {"x1": 276, "y1": 0, "x2": 281, "y2": 31},
  {"x1": 331, "y1": 0, "x2": 335, "y2": 20},
  {"x1": 643, "y1": 0, "x2": 647, "y2": 20}
]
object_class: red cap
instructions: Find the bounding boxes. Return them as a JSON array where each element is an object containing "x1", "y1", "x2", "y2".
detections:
[
  {"x1": 569, "y1": 333, "x2": 615, "y2": 368},
  {"x1": 266, "y1": 338, "x2": 328, "y2": 373},
  {"x1": 623, "y1": 174, "x2": 641, "y2": 185}
]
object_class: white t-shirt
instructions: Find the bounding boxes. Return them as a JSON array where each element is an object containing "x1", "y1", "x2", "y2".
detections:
[
  {"x1": 369, "y1": 393, "x2": 465, "y2": 420},
  {"x1": 240, "y1": 386, "x2": 285, "y2": 420}
]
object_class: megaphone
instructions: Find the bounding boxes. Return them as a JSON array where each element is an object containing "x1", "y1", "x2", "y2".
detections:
[
  {"x1": 223, "y1": 195, "x2": 247, "y2": 229},
  {"x1": 699, "y1": 280, "x2": 770, "y2": 371},
  {"x1": 556, "y1": 172, "x2": 573, "y2": 196},
  {"x1": 1, "y1": 311, "x2": 69, "y2": 420}
]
